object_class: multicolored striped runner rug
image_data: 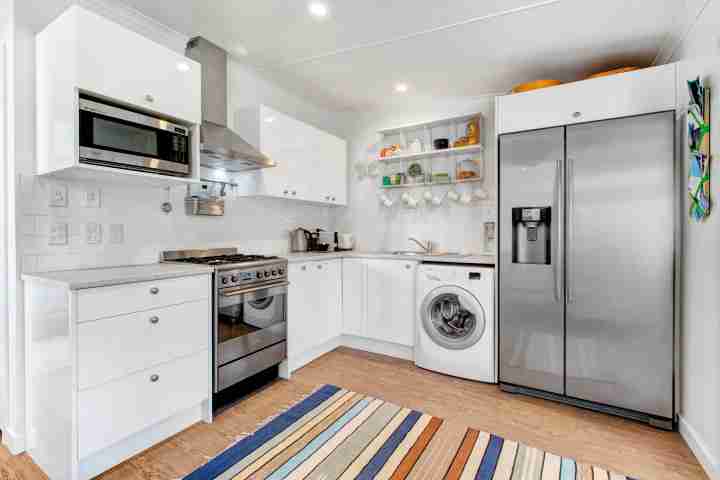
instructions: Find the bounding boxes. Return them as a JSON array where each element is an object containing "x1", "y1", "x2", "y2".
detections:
[{"x1": 185, "y1": 385, "x2": 638, "y2": 480}]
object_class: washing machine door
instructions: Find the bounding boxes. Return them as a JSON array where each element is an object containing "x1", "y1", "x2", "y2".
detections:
[{"x1": 420, "y1": 286, "x2": 486, "y2": 350}]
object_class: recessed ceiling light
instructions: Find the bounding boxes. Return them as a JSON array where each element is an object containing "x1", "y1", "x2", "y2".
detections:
[
  {"x1": 309, "y1": 2, "x2": 329, "y2": 18},
  {"x1": 176, "y1": 62, "x2": 190, "y2": 72},
  {"x1": 394, "y1": 83, "x2": 409, "y2": 93}
]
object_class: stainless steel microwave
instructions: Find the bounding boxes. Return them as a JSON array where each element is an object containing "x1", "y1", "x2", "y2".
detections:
[{"x1": 78, "y1": 95, "x2": 191, "y2": 176}]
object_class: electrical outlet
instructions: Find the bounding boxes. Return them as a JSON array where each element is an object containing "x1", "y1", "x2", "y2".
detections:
[
  {"x1": 49, "y1": 184, "x2": 68, "y2": 207},
  {"x1": 85, "y1": 222, "x2": 102, "y2": 244},
  {"x1": 109, "y1": 224, "x2": 124, "y2": 244},
  {"x1": 48, "y1": 222, "x2": 69, "y2": 245},
  {"x1": 81, "y1": 187, "x2": 101, "y2": 208}
]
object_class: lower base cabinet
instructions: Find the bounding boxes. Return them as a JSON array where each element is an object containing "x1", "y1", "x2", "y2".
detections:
[{"x1": 288, "y1": 260, "x2": 342, "y2": 364}]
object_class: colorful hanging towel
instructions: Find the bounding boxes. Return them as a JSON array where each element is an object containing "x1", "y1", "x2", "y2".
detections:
[{"x1": 687, "y1": 77, "x2": 711, "y2": 222}]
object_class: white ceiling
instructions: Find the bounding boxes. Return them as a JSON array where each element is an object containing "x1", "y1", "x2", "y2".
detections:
[{"x1": 121, "y1": 0, "x2": 691, "y2": 111}]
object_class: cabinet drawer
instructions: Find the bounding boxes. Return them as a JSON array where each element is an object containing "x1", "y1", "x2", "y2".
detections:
[
  {"x1": 78, "y1": 299, "x2": 209, "y2": 390},
  {"x1": 78, "y1": 350, "x2": 209, "y2": 459},
  {"x1": 77, "y1": 275, "x2": 209, "y2": 322}
]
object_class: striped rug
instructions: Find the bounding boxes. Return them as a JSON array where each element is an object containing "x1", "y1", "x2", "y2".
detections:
[{"x1": 185, "y1": 385, "x2": 638, "y2": 480}]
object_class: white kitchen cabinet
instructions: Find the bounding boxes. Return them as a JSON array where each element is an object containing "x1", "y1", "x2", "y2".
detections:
[
  {"x1": 365, "y1": 259, "x2": 416, "y2": 347},
  {"x1": 287, "y1": 260, "x2": 342, "y2": 367},
  {"x1": 23, "y1": 270, "x2": 212, "y2": 480},
  {"x1": 341, "y1": 259, "x2": 416, "y2": 348},
  {"x1": 342, "y1": 259, "x2": 366, "y2": 337},
  {"x1": 36, "y1": 5, "x2": 202, "y2": 182},
  {"x1": 234, "y1": 105, "x2": 348, "y2": 206},
  {"x1": 496, "y1": 64, "x2": 676, "y2": 134}
]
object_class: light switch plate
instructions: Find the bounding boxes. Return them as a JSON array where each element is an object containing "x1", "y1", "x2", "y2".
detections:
[
  {"x1": 81, "y1": 187, "x2": 101, "y2": 208},
  {"x1": 85, "y1": 222, "x2": 102, "y2": 244},
  {"x1": 49, "y1": 184, "x2": 68, "y2": 207},
  {"x1": 48, "y1": 222, "x2": 69, "y2": 245},
  {"x1": 109, "y1": 224, "x2": 124, "y2": 244}
]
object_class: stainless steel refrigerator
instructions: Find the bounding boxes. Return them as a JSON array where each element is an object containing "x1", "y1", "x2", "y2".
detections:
[{"x1": 498, "y1": 111, "x2": 676, "y2": 429}]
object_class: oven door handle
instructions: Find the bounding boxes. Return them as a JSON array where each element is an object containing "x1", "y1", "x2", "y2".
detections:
[{"x1": 221, "y1": 282, "x2": 289, "y2": 298}]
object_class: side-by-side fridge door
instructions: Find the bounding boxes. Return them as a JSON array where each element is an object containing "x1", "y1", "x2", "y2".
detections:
[{"x1": 499, "y1": 127, "x2": 565, "y2": 395}]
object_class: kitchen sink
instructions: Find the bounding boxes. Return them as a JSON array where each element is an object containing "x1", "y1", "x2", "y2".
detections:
[{"x1": 391, "y1": 251, "x2": 466, "y2": 257}]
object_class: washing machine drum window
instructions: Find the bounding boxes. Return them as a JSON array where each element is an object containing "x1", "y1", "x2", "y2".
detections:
[{"x1": 421, "y1": 286, "x2": 486, "y2": 350}]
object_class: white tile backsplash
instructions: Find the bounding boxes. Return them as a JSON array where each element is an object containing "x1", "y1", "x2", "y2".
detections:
[{"x1": 19, "y1": 175, "x2": 336, "y2": 273}]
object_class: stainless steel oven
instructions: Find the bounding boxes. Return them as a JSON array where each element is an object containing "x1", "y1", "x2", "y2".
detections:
[
  {"x1": 78, "y1": 95, "x2": 191, "y2": 176},
  {"x1": 216, "y1": 281, "x2": 287, "y2": 391}
]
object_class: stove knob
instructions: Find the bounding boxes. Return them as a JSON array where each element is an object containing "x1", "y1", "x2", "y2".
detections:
[
  {"x1": 271, "y1": 270, "x2": 277, "y2": 276},
  {"x1": 256, "y1": 271, "x2": 263, "y2": 278},
  {"x1": 278, "y1": 268, "x2": 284, "y2": 275},
  {"x1": 264, "y1": 271, "x2": 271, "y2": 278},
  {"x1": 231, "y1": 275, "x2": 238, "y2": 283},
  {"x1": 221, "y1": 277, "x2": 229, "y2": 284}
]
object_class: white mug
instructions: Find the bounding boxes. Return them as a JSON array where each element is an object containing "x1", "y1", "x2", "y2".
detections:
[
  {"x1": 431, "y1": 194, "x2": 444, "y2": 206},
  {"x1": 460, "y1": 192, "x2": 472, "y2": 204},
  {"x1": 423, "y1": 191, "x2": 433, "y2": 202},
  {"x1": 447, "y1": 190, "x2": 460, "y2": 202}
]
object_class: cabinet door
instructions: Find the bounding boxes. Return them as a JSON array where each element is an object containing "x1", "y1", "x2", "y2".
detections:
[
  {"x1": 319, "y1": 260, "x2": 342, "y2": 341},
  {"x1": 74, "y1": 7, "x2": 201, "y2": 123},
  {"x1": 497, "y1": 64, "x2": 676, "y2": 134},
  {"x1": 287, "y1": 263, "x2": 315, "y2": 358},
  {"x1": 324, "y1": 135, "x2": 348, "y2": 206},
  {"x1": 366, "y1": 260, "x2": 416, "y2": 346},
  {"x1": 342, "y1": 259, "x2": 366, "y2": 337}
]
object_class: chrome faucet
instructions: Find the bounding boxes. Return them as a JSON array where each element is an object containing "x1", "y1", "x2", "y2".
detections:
[{"x1": 409, "y1": 237, "x2": 433, "y2": 253}]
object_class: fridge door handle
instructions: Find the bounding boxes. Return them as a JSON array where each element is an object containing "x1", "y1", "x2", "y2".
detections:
[
  {"x1": 566, "y1": 156, "x2": 575, "y2": 304},
  {"x1": 554, "y1": 157, "x2": 564, "y2": 303}
]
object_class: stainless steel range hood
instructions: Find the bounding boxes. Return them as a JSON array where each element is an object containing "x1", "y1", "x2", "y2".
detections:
[{"x1": 186, "y1": 37, "x2": 275, "y2": 172}]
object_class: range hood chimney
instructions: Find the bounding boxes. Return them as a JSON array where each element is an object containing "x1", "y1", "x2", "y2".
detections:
[{"x1": 186, "y1": 37, "x2": 275, "y2": 172}]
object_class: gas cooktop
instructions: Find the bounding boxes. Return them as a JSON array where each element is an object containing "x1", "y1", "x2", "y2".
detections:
[{"x1": 161, "y1": 248, "x2": 284, "y2": 270}]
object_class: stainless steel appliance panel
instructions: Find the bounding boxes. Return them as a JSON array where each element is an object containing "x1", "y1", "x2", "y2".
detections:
[
  {"x1": 217, "y1": 342, "x2": 287, "y2": 391},
  {"x1": 565, "y1": 112, "x2": 674, "y2": 418},
  {"x1": 499, "y1": 127, "x2": 565, "y2": 394}
]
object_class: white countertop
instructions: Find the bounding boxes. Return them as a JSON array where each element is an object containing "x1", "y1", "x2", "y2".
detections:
[
  {"x1": 284, "y1": 251, "x2": 496, "y2": 266},
  {"x1": 22, "y1": 263, "x2": 212, "y2": 290}
]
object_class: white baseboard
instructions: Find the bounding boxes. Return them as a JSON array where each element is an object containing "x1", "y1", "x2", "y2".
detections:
[
  {"x1": 286, "y1": 337, "x2": 342, "y2": 375},
  {"x1": 1, "y1": 426, "x2": 25, "y2": 455},
  {"x1": 679, "y1": 415, "x2": 720, "y2": 480},
  {"x1": 340, "y1": 335, "x2": 414, "y2": 361}
]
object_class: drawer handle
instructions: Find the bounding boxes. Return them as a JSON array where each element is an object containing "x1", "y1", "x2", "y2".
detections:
[
  {"x1": 150, "y1": 374, "x2": 159, "y2": 383},
  {"x1": 145, "y1": 94, "x2": 155, "y2": 103},
  {"x1": 572, "y1": 111, "x2": 582, "y2": 118},
  {"x1": 317, "y1": 264, "x2": 323, "y2": 270},
  {"x1": 150, "y1": 287, "x2": 159, "y2": 295},
  {"x1": 331, "y1": 197, "x2": 336, "y2": 201},
  {"x1": 149, "y1": 316, "x2": 159, "y2": 324},
  {"x1": 301, "y1": 265, "x2": 307, "y2": 271},
  {"x1": 405, "y1": 264, "x2": 412, "y2": 269}
]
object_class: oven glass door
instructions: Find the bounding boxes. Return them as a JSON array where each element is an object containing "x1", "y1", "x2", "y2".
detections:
[
  {"x1": 217, "y1": 283, "x2": 287, "y2": 367},
  {"x1": 78, "y1": 97, "x2": 190, "y2": 176}
]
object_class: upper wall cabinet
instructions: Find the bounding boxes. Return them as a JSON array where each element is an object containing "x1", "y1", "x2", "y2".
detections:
[
  {"x1": 36, "y1": 6, "x2": 202, "y2": 184},
  {"x1": 234, "y1": 105, "x2": 348, "y2": 206},
  {"x1": 496, "y1": 64, "x2": 677, "y2": 134}
]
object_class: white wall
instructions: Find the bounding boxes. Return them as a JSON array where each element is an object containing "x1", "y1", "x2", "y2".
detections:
[
  {"x1": 4, "y1": 0, "x2": 349, "y2": 453},
  {"x1": 336, "y1": 97, "x2": 496, "y2": 253},
  {"x1": 671, "y1": 1, "x2": 720, "y2": 478}
]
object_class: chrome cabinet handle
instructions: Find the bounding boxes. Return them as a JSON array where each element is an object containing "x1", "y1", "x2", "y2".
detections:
[
  {"x1": 149, "y1": 316, "x2": 159, "y2": 324},
  {"x1": 291, "y1": 191, "x2": 297, "y2": 196},
  {"x1": 317, "y1": 264, "x2": 323, "y2": 270},
  {"x1": 405, "y1": 264, "x2": 412, "y2": 270},
  {"x1": 301, "y1": 265, "x2": 307, "y2": 271},
  {"x1": 554, "y1": 157, "x2": 564, "y2": 304},
  {"x1": 283, "y1": 190, "x2": 289, "y2": 195},
  {"x1": 150, "y1": 374, "x2": 159, "y2": 382},
  {"x1": 150, "y1": 287, "x2": 159, "y2": 295},
  {"x1": 145, "y1": 94, "x2": 155, "y2": 103},
  {"x1": 566, "y1": 157, "x2": 575, "y2": 304},
  {"x1": 572, "y1": 111, "x2": 581, "y2": 119},
  {"x1": 331, "y1": 196, "x2": 336, "y2": 201}
]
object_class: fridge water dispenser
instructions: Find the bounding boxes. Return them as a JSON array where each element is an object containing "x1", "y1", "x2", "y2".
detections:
[{"x1": 512, "y1": 207, "x2": 551, "y2": 265}]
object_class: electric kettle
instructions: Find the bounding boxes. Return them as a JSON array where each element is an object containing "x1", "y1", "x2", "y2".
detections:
[{"x1": 290, "y1": 228, "x2": 311, "y2": 252}]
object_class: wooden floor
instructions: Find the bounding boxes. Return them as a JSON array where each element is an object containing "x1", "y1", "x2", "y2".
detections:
[{"x1": 0, "y1": 347, "x2": 708, "y2": 479}]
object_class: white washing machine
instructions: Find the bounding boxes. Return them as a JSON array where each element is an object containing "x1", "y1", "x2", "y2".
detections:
[{"x1": 415, "y1": 263, "x2": 495, "y2": 383}]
